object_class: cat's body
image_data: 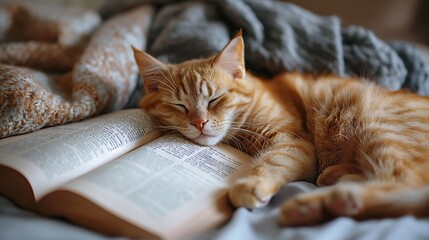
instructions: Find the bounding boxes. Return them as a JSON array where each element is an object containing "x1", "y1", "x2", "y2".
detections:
[{"x1": 132, "y1": 32, "x2": 429, "y2": 225}]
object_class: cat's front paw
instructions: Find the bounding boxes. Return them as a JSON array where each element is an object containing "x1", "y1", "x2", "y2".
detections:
[{"x1": 229, "y1": 177, "x2": 281, "y2": 209}]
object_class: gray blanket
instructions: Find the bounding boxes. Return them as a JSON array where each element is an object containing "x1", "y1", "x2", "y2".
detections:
[{"x1": 102, "y1": 0, "x2": 429, "y2": 97}]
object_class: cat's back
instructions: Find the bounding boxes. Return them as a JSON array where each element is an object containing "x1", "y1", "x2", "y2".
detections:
[
  {"x1": 271, "y1": 73, "x2": 429, "y2": 177},
  {"x1": 250, "y1": 72, "x2": 429, "y2": 145},
  {"x1": 268, "y1": 72, "x2": 429, "y2": 124}
]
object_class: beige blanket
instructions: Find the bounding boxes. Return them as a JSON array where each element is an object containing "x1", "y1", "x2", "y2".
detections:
[{"x1": 0, "y1": 3, "x2": 153, "y2": 138}]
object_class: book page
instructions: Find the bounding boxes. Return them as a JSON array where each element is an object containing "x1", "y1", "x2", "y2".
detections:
[
  {"x1": 57, "y1": 133, "x2": 251, "y2": 238},
  {"x1": 0, "y1": 109, "x2": 160, "y2": 200}
]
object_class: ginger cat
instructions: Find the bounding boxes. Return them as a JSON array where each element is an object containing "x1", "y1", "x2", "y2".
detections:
[{"x1": 132, "y1": 32, "x2": 429, "y2": 226}]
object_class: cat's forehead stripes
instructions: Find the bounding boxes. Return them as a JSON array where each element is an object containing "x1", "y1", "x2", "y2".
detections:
[
  {"x1": 201, "y1": 81, "x2": 209, "y2": 96},
  {"x1": 178, "y1": 68, "x2": 215, "y2": 98},
  {"x1": 193, "y1": 71, "x2": 203, "y2": 94}
]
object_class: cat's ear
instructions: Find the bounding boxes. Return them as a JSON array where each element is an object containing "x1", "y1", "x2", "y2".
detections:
[
  {"x1": 132, "y1": 45, "x2": 168, "y2": 92},
  {"x1": 212, "y1": 30, "x2": 245, "y2": 79}
]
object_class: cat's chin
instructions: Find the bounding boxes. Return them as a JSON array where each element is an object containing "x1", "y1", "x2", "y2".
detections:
[{"x1": 192, "y1": 133, "x2": 223, "y2": 146}]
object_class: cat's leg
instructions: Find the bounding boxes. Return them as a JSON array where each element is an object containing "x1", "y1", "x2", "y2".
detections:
[
  {"x1": 279, "y1": 181, "x2": 429, "y2": 226},
  {"x1": 316, "y1": 163, "x2": 365, "y2": 186},
  {"x1": 229, "y1": 134, "x2": 317, "y2": 209}
]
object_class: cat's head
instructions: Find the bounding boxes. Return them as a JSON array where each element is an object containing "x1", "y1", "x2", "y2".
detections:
[{"x1": 132, "y1": 32, "x2": 253, "y2": 146}]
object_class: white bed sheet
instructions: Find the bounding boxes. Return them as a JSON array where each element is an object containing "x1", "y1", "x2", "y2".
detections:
[{"x1": 197, "y1": 182, "x2": 429, "y2": 240}]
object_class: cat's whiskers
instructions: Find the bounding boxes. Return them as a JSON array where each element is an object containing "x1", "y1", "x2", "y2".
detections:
[
  {"x1": 224, "y1": 133, "x2": 256, "y2": 163},
  {"x1": 234, "y1": 117, "x2": 293, "y2": 125},
  {"x1": 222, "y1": 122, "x2": 273, "y2": 144},
  {"x1": 144, "y1": 69, "x2": 177, "y2": 94},
  {"x1": 227, "y1": 119, "x2": 298, "y2": 137},
  {"x1": 225, "y1": 131, "x2": 265, "y2": 159},
  {"x1": 227, "y1": 125, "x2": 272, "y2": 144},
  {"x1": 150, "y1": 62, "x2": 178, "y2": 94},
  {"x1": 242, "y1": 121, "x2": 307, "y2": 143},
  {"x1": 224, "y1": 121, "x2": 285, "y2": 142},
  {"x1": 158, "y1": 77, "x2": 177, "y2": 94},
  {"x1": 224, "y1": 133, "x2": 245, "y2": 153},
  {"x1": 226, "y1": 121, "x2": 302, "y2": 157},
  {"x1": 226, "y1": 127, "x2": 269, "y2": 155}
]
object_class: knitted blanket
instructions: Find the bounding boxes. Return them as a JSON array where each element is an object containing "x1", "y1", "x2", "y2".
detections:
[
  {"x1": 1, "y1": 0, "x2": 429, "y2": 139},
  {"x1": 0, "y1": 3, "x2": 153, "y2": 138}
]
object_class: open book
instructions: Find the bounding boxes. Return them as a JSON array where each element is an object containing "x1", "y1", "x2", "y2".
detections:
[{"x1": 0, "y1": 109, "x2": 251, "y2": 239}]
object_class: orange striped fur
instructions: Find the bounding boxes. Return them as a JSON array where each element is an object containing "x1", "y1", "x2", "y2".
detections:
[{"x1": 133, "y1": 33, "x2": 429, "y2": 226}]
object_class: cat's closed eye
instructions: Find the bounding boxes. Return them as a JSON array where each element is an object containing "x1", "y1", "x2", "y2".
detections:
[
  {"x1": 173, "y1": 103, "x2": 188, "y2": 112},
  {"x1": 208, "y1": 94, "x2": 224, "y2": 108}
]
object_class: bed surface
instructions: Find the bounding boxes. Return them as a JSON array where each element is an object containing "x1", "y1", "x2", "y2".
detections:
[{"x1": 2, "y1": 182, "x2": 429, "y2": 240}]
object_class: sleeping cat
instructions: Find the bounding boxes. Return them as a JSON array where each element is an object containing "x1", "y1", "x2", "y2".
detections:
[{"x1": 132, "y1": 31, "x2": 429, "y2": 226}]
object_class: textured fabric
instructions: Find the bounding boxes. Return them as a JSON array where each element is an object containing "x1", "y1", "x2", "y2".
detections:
[
  {"x1": 1, "y1": 3, "x2": 101, "y2": 46},
  {"x1": 341, "y1": 26, "x2": 407, "y2": 89},
  {"x1": 0, "y1": 42, "x2": 84, "y2": 71},
  {"x1": 388, "y1": 41, "x2": 429, "y2": 96},
  {"x1": 117, "y1": 0, "x2": 429, "y2": 91},
  {"x1": 0, "y1": 196, "x2": 126, "y2": 240},
  {"x1": 0, "y1": 4, "x2": 154, "y2": 138}
]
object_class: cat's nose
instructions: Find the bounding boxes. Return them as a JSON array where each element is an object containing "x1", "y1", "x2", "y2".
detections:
[{"x1": 191, "y1": 119, "x2": 208, "y2": 132}]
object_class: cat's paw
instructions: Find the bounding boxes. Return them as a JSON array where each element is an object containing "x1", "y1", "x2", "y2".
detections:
[
  {"x1": 279, "y1": 183, "x2": 363, "y2": 226},
  {"x1": 229, "y1": 177, "x2": 281, "y2": 209},
  {"x1": 316, "y1": 164, "x2": 364, "y2": 186}
]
